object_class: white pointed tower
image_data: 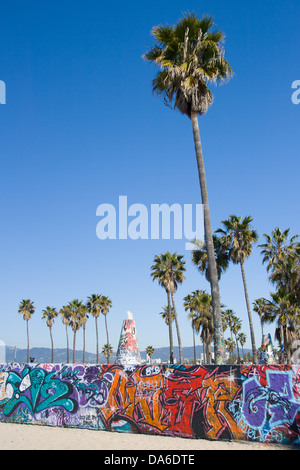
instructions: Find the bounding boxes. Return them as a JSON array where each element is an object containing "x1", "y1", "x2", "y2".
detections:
[{"x1": 116, "y1": 311, "x2": 141, "y2": 365}]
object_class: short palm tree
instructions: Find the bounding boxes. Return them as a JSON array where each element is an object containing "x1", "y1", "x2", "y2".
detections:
[
  {"x1": 238, "y1": 332, "x2": 247, "y2": 362},
  {"x1": 100, "y1": 296, "x2": 112, "y2": 364},
  {"x1": 225, "y1": 338, "x2": 235, "y2": 362},
  {"x1": 146, "y1": 346, "x2": 155, "y2": 364},
  {"x1": 18, "y1": 299, "x2": 35, "y2": 363},
  {"x1": 102, "y1": 343, "x2": 113, "y2": 362},
  {"x1": 151, "y1": 252, "x2": 186, "y2": 363},
  {"x1": 159, "y1": 305, "x2": 175, "y2": 325},
  {"x1": 216, "y1": 215, "x2": 258, "y2": 362},
  {"x1": 60, "y1": 305, "x2": 71, "y2": 363},
  {"x1": 86, "y1": 294, "x2": 102, "y2": 363},
  {"x1": 191, "y1": 235, "x2": 230, "y2": 282},
  {"x1": 144, "y1": 12, "x2": 233, "y2": 364},
  {"x1": 42, "y1": 306, "x2": 58, "y2": 362}
]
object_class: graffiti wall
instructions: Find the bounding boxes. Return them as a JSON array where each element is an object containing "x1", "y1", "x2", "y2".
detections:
[{"x1": 0, "y1": 363, "x2": 299, "y2": 445}]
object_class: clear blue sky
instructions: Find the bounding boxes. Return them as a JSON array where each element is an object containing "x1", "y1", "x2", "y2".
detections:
[{"x1": 0, "y1": 0, "x2": 299, "y2": 358}]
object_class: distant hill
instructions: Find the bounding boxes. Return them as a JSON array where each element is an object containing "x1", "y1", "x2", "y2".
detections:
[
  {"x1": 4, "y1": 345, "x2": 251, "y2": 364},
  {"x1": 4, "y1": 345, "x2": 204, "y2": 364}
]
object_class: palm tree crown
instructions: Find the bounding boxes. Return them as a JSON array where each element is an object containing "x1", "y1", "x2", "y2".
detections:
[
  {"x1": 216, "y1": 215, "x2": 258, "y2": 265},
  {"x1": 151, "y1": 251, "x2": 186, "y2": 293},
  {"x1": 143, "y1": 12, "x2": 233, "y2": 118}
]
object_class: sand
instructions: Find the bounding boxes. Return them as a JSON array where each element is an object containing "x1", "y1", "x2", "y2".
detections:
[{"x1": 0, "y1": 422, "x2": 297, "y2": 450}]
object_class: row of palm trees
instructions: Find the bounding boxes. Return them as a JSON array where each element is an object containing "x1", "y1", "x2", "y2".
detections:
[
  {"x1": 17, "y1": 223, "x2": 298, "y2": 366},
  {"x1": 157, "y1": 294, "x2": 247, "y2": 364},
  {"x1": 151, "y1": 219, "x2": 300, "y2": 364},
  {"x1": 18, "y1": 294, "x2": 112, "y2": 364}
]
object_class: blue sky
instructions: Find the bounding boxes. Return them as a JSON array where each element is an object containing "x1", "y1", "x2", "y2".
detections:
[{"x1": 0, "y1": 0, "x2": 299, "y2": 359}]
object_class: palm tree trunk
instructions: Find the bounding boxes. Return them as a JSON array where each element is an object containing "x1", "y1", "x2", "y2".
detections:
[
  {"x1": 283, "y1": 324, "x2": 290, "y2": 363},
  {"x1": 207, "y1": 341, "x2": 212, "y2": 365},
  {"x1": 280, "y1": 323, "x2": 285, "y2": 363},
  {"x1": 65, "y1": 325, "x2": 69, "y2": 363},
  {"x1": 95, "y1": 317, "x2": 99, "y2": 363},
  {"x1": 202, "y1": 336, "x2": 206, "y2": 364},
  {"x1": 50, "y1": 326, "x2": 54, "y2": 363},
  {"x1": 26, "y1": 319, "x2": 29, "y2": 363},
  {"x1": 83, "y1": 326, "x2": 86, "y2": 363},
  {"x1": 191, "y1": 110, "x2": 225, "y2": 365},
  {"x1": 234, "y1": 334, "x2": 241, "y2": 363},
  {"x1": 171, "y1": 292, "x2": 183, "y2": 363},
  {"x1": 104, "y1": 315, "x2": 110, "y2": 364},
  {"x1": 260, "y1": 319, "x2": 264, "y2": 339},
  {"x1": 192, "y1": 323, "x2": 196, "y2": 364},
  {"x1": 240, "y1": 261, "x2": 257, "y2": 363},
  {"x1": 73, "y1": 330, "x2": 76, "y2": 364},
  {"x1": 167, "y1": 291, "x2": 174, "y2": 363}
]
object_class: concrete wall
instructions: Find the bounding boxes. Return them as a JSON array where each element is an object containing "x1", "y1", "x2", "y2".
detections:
[{"x1": 0, "y1": 363, "x2": 299, "y2": 445}]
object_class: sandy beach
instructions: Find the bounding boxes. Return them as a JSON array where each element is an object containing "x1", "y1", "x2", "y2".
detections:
[{"x1": 0, "y1": 422, "x2": 296, "y2": 451}]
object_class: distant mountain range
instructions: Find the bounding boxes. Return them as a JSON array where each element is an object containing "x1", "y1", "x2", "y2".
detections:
[{"x1": 3, "y1": 345, "x2": 251, "y2": 364}]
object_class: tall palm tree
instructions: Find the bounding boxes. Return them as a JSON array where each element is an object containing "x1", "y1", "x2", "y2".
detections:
[
  {"x1": 144, "y1": 12, "x2": 233, "y2": 364},
  {"x1": 42, "y1": 306, "x2": 58, "y2": 362},
  {"x1": 253, "y1": 298, "x2": 268, "y2": 339},
  {"x1": 216, "y1": 215, "x2": 258, "y2": 362},
  {"x1": 259, "y1": 227, "x2": 298, "y2": 273},
  {"x1": 100, "y1": 296, "x2": 112, "y2": 364},
  {"x1": 261, "y1": 290, "x2": 300, "y2": 363},
  {"x1": 183, "y1": 293, "x2": 198, "y2": 363},
  {"x1": 259, "y1": 228, "x2": 300, "y2": 306},
  {"x1": 60, "y1": 305, "x2": 71, "y2": 363},
  {"x1": 79, "y1": 304, "x2": 88, "y2": 363},
  {"x1": 151, "y1": 252, "x2": 186, "y2": 363},
  {"x1": 86, "y1": 294, "x2": 102, "y2": 363},
  {"x1": 189, "y1": 290, "x2": 214, "y2": 364},
  {"x1": 18, "y1": 299, "x2": 35, "y2": 363},
  {"x1": 68, "y1": 299, "x2": 84, "y2": 364},
  {"x1": 222, "y1": 308, "x2": 236, "y2": 342},
  {"x1": 231, "y1": 316, "x2": 242, "y2": 363}
]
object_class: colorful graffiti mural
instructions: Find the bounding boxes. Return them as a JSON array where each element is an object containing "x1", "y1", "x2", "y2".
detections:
[{"x1": 0, "y1": 363, "x2": 299, "y2": 445}]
